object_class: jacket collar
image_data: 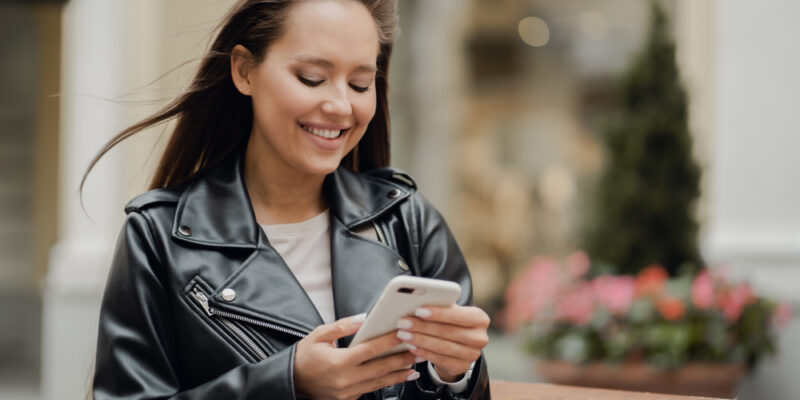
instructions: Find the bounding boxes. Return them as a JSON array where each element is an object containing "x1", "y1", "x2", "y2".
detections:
[
  {"x1": 172, "y1": 153, "x2": 413, "y2": 335},
  {"x1": 172, "y1": 153, "x2": 410, "y2": 248}
]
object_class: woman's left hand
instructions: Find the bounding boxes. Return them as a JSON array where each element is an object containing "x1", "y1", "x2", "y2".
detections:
[{"x1": 395, "y1": 305, "x2": 490, "y2": 382}]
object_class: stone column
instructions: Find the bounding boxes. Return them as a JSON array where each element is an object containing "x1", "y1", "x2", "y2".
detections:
[
  {"x1": 41, "y1": 0, "x2": 140, "y2": 398},
  {"x1": 41, "y1": 1, "x2": 235, "y2": 397},
  {"x1": 398, "y1": 0, "x2": 471, "y2": 210}
]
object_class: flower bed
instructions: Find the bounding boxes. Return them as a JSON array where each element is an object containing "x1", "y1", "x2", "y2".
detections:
[{"x1": 500, "y1": 252, "x2": 792, "y2": 369}]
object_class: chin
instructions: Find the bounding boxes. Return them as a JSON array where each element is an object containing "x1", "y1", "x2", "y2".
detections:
[{"x1": 301, "y1": 159, "x2": 344, "y2": 177}]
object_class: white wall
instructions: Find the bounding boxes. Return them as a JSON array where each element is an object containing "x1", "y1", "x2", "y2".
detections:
[{"x1": 700, "y1": 0, "x2": 800, "y2": 398}]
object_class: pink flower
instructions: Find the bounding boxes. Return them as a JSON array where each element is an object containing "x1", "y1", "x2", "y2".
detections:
[
  {"x1": 554, "y1": 282, "x2": 596, "y2": 326},
  {"x1": 691, "y1": 270, "x2": 715, "y2": 310},
  {"x1": 773, "y1": 302, "x2": 793, "y2": 328},
  {"x1": 502, "y1": 257, "x2": 562, "y2": 330},
  {"x1": 719, "y1": 283, "x2": 754, "y2": 322},
  {"x1": 566, "y1": 251, "x2": 590, "y2": 279},
  {"x1": 593, "y1": 275, "x2": 635, "y2": 316}
]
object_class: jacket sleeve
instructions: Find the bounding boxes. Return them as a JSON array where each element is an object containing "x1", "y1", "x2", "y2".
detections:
[
  {"x1": 93, "y1": 211, "x2": 298, "y2": 400},
  {"x1": 403, "y1": 192, "x2": 491, "y2": 400}
]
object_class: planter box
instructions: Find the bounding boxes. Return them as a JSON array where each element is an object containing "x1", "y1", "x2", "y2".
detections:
[{"x1": 536, "y1": 360, "x2": 747, "y2": 398}]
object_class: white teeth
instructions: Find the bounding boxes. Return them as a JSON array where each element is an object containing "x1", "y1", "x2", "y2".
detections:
[{"x1": 303, "y1": 124, "x2": 342, "y2": 139}]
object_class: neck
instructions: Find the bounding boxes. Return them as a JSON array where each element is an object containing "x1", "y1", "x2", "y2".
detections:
[{"x1": 244, "y1": 143, "x2": 328, "y2": 226}]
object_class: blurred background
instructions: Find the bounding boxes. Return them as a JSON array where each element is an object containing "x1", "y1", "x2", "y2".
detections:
[{"x1": 1, "y1": 0, "x2": 798, "y2": 398}]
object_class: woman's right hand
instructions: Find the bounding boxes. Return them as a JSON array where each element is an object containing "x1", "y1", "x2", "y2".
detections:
[{"x1": 293, "y1": 314, "x2": 421, "y2": 400}]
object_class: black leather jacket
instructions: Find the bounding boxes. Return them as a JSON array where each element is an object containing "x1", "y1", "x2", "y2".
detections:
[{"x1": 93, "y1": 154, "x2": 491, "y2": 399}]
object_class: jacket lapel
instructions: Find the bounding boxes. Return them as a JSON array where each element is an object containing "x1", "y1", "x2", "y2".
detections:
[
  {"x1": 330, "y1": 217, "x2": 411, "y2": 327},
  {"x1": 170, "y1": 154, "x2": 413, "y2": 337},
  {"x1": 210, "y1": 231, "x2": 325, "y2": 334}
]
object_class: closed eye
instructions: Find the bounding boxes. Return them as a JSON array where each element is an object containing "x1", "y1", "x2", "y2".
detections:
[
  {"x1": 297, "y1": 75, "x2": 324, "y2": 87},
  {"x1": 349, "y1": 84, "x2": 369, "y2": 93}
]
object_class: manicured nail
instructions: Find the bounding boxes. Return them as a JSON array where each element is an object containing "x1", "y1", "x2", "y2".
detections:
[
  {"x1": 406, "y1": 371, "x2": 421, "y2": 381},
  {"x1": 415, "y1": 307, "x2": 432, "y2": 318},
  {"x1": 352, "y1": 313, "x2": 366, "y2": 324},
  {"x1": 405, "y1": 343, "x2": 418, "y2": 350},
  {"x1": 414, "y1": 356, "x2": 425, "y2": 363},
  {"x1": 397, "y1": 330, "x2": 413, "y2": 341},
  {"x1": 396, "y1": 318, "x2": 413, "y2": 330}
]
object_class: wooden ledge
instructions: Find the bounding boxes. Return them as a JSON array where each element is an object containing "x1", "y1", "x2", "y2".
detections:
[{"x1": 490, "y1": 380, "x2": 728, "y2": 400}]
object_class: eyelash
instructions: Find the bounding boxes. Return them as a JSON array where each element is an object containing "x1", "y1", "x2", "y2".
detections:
[{"x1": 297, "y1": 75, "x2": 370, "y2": 93}]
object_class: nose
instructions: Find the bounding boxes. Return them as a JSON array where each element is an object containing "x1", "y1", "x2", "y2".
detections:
[{"x1": 321, "y1": 86, "x2": 352, "y2": 117}]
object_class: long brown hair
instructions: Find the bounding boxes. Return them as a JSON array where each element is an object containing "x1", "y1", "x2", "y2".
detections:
[{"x1": 81, "y1": 0, "x2": 397, "y2": 191}]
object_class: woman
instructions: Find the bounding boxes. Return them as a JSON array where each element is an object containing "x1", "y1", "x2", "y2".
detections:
[{"x1": 88, "y1": 0, "x2": 491, "y2": 399}]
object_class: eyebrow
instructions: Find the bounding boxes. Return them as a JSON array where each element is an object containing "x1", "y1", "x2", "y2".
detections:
[{"x1": 295, "y1": 55, "x2": 377, "y2": 73}]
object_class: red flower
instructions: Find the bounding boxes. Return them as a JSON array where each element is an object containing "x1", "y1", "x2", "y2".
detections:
[
  {"x1": 657, "y1": 297, "x2": 686, "y2": 321},
  {"x1": 635, "y1": 264, "x2": 668, "y2": 298},
  {"x1": 691, "y1": 270, "x2": 715, "y2": 309}
]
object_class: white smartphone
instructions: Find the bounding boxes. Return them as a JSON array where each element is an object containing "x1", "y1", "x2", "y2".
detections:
[{"x1": 349, "y1": 275, "x2": 462, "y2": 357}]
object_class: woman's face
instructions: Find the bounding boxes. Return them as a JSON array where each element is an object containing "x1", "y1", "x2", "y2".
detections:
[{"x1": 239, "y1": 0, "x2": 380, "y2": 178}]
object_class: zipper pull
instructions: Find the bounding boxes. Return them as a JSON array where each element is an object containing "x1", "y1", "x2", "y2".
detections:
[{"x1": 192, "y1": 288, "x2": 214, "y2": 316}]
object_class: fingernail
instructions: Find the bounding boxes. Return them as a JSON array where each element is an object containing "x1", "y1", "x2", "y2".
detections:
[
  {"x1": 406, "y1": 371, "x2": 420, "y2": 381},
  {"x1": 405, "y1": 343, "x2": 418, "y2": 351},
  {"x1": 396, "y1": 318, "x2": 413, "y2": 330},
  {"x1": 414, "y1": 356, "x2": 425, "y2": 363},
  {"x1": 415, "y1": 307, "x2": 432, "y2": 318},
  {"x1": 396, "y1": 330, "x2": 413, "y2": 341},
  {"x1": 351, "y1": 313, "x2": 366, "y2": 324}
]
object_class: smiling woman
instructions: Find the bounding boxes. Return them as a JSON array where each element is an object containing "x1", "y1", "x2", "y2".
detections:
[{"x1": 84, "y1": 1, "x2": 490, "y2": 399}]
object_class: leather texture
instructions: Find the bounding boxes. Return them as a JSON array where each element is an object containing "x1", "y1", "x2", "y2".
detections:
[{"x1": 93, "y1": 153, "x2": 491, "y2": 399}]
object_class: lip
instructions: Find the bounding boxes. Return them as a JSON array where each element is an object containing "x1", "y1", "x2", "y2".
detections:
[
  {"x1": 298, "y1": 121, "x2": 352, "y2": 131},
  {"x1": 298, "y1": 122, "x2": 351, "y2": 151}
]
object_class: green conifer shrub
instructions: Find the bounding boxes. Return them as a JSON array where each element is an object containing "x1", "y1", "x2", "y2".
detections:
[{"x1": 584, "y1": 2, "x2": 703, "y2": 276}]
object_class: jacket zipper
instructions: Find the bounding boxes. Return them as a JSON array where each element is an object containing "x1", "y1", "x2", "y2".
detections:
[
  {"x1": 191, "y1": 287, "x2": 307, "y2": 360},
  {"x1": 372, "y1": 221, "x2": 387, "y2": 245}
]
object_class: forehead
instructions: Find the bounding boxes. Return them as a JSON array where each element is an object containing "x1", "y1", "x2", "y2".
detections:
[{"x1": 270, "y1": 0, "x2": 380, "y2": 66}]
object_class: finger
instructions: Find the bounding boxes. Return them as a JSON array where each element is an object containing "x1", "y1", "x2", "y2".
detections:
[
  {"x1": 345, "y1": 330, "x2": 405, "y2": 364},
  {"x1": 349, "y1": 368, "x2": 419, "y2": 397},
  {"x1": 312, "y1": 313, "x2": 366, "y2": 342},
  {"x1": 355, "y1": 351, "x2": 418, "y2": 380},
  {"x1": 414, "y1": 305, "x2": 490, "y2": 329},
  {"x1": 397, "y1": 317, "x2": 489, "y2": 348},
  {"x1": 397, "y1": 330, "x2": 481, "y2": 362},
  {"x1": 408, "y1": 345, "x2": 475, "y2": 377}
]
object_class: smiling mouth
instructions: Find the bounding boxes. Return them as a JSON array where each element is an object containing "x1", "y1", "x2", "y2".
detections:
[{"x1": 299, "y1": 123, "x2": 347, "y2": 139}]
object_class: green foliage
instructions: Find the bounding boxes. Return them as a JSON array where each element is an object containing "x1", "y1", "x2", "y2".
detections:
[{"x1": 584, "y1": 2, "x2": 703, "y2": 275}]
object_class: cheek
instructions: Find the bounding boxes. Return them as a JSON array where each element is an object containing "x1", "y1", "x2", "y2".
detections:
[
  {"x1": 255, "y1": 76, "x2": 315, "y2": 121},
  {"x1": 354, "y1": 92, "x2": 378, "y2": 127}
]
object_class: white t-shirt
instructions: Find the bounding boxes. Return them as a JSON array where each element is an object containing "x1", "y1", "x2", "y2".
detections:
[
  {"x1": 260, "y1": 210, "x2": 336, "y2": 324},
  {"x1": 260, "y1": 209, "x2": 470, "y2": 392}
]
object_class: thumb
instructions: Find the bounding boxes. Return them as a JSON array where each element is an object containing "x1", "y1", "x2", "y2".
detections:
[{"x1": 311, "y1": 313, "x2": 366, "y2": 343}]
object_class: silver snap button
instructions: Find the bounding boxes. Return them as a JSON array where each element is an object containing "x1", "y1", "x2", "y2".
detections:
[
  {"x1": 398, "y1": 260, "x2": 409, "y2": 271},
  {"x1": 388, "y1": 189, "x2": 401, "y2": 199},
  {"x1": 178, "y1": 225, "x2": 192, "y2": 236},
  {"x1": 221, "y1": 288, "x2": 236, "y2": 302}
]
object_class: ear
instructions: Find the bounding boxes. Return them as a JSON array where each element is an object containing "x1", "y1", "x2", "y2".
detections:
[{"x1": 231, "y1": 44, "x2": 256, "y2": 96}]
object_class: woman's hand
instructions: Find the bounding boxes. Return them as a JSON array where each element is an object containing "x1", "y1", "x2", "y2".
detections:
[
  {"x1": 395, "y1": 305, "x2": 490, "y2": 382},
  {"x1": 294, "y1": 314, "x2": 420, "y2": 400}
]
